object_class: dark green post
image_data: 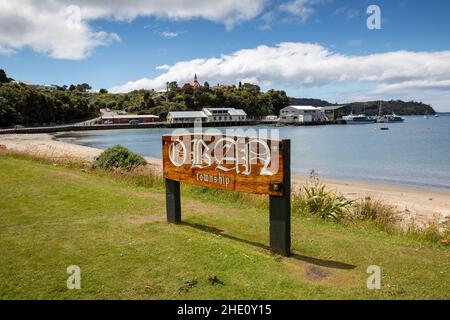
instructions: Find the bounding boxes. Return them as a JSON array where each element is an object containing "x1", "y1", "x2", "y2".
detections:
[
  {"x1": 166, "y1": 179, "x2": 181, "y2": 223},
  {"x1": 269, "y1": 140, "x2": 291, "y2": 256}
]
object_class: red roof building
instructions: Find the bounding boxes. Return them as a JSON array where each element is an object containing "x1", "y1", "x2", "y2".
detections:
[{"x1": 183, "y1": 74, "x2": 201, "y2": 89}]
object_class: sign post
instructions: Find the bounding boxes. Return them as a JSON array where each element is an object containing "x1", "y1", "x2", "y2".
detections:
[
  {"x1": 165, "y1": 179, "x2": 181, "y2": 224},
  {"x1": 162, "y1": 134, "x2": 291, "y2": 256},
  {"x1": 269, "y1": 140, "x2": 291, "y2": 256}
]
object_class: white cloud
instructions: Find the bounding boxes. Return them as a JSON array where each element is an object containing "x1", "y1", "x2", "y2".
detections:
[
  {"x1": 0, "y1": 0, "x2": 266, "y2": 59},
  {"x1": 161, "y1": 32, "x2": 179, "y2": 39},
  {"x1": 279, "y1": 0, "x2": 316, "y2": 23},
  {"x1": 109, "y1": 42, "x2": 450, "y2": 110}
]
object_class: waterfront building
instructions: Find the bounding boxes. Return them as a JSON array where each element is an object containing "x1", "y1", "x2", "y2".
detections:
[
  {"x1": 202, "y1": 108, "x2": 247, "y2": 122},
  {"x1": 166, "y1": 111, "x2": 208, "y2": 124},
  {"x1": 321, "y1": 105, "x2": 349, "y2": 120},
  {"x1": 166, "y1": 108, "x2": 247, "y2": 124},
  {"x1": 101, "y1": 114, "x2": 160, "y2": 124},
  {"x1": 279, "y1": 106, "x2": 328, "y2": 122}
]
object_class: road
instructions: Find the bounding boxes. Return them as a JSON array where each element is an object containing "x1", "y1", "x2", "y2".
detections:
[{"x1": 74, "y1": 108, "x2": 118, "y2": 126}]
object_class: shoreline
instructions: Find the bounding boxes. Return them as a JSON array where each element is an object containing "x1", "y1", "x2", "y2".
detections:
[{"x1": 1, "y1": 133, "x2": 449, "y2": 228}]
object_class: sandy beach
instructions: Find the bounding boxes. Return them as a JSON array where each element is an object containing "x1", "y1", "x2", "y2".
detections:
[{"x1": 1, "y1": 133, "x2": 449, "y2": 228}]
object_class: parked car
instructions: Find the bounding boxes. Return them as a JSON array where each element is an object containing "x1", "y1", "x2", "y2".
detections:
[
  {"x1": 129, "y1": 120, "x2": 140, "y2": 125},
  {"x1": 13, "y1": 125, "x2": 25, "y2": 129}
]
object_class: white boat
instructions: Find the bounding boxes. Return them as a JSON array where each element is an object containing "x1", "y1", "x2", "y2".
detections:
[
  {"x1": 377, "y1": 114, "x2": 405, "y2": 123},
  {"x1": 376, "y1": 102, "x2": 405, "y2": 123},
  {"x1": 342, "y1": 114, "x2": 375, "y2": 124}
]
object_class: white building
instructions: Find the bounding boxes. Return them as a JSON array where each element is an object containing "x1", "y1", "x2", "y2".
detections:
[
  {"x1": 33, "y1": 84, "x2": 59, "y2": 92},
  {"x1": 167, "y1": 108, "x2": 247, "y2": 124},
  {"x1": 167, "y1": 111, "x2": 208, "y2": 124},
  {"x1": 202, "y1": 108, "x2": 247, "y2": 122},
  {"x1": 279, "y1": 106, "x2": 328, "y2": 123}
]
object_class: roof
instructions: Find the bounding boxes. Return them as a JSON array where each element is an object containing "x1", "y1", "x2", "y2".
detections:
[
  {"x1": 228, "y1": 109, "x2": 247, "y2": 116},
  {"x1": 168, "y1": 111, "x2": 207, "y2": 118},
  {"x1": 183, "y1": 74, "x2": 201, "y2": 89},
  {"x1": 102, "y1": 115, "x2": 159, "y2": 119},
  {"x1": 203, "y1": 108, "x2": 247, "y2": 116},
  {"x1": 283, "y1": 105, "x2": 322, "y2": 111},
  {"x1": 321, "y1": 105, "x2": 347, "y2": 111}
]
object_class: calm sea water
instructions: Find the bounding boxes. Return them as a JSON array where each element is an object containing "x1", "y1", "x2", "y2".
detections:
[{"x1": 56, "y1": 115, "x2": 450, "y2": 190}]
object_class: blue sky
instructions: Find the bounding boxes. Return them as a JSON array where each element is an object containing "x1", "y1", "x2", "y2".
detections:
[{"x1": 1, "y1": 0, "x2": 450, "y2": 110}]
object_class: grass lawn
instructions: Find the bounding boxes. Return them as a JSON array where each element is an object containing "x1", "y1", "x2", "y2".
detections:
[{"x1": 0, "y1": 155, "x2": 449, "y2": 299}]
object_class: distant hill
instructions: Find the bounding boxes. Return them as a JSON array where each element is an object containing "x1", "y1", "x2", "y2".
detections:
[
  {"x1": 340, "y1": 100, "x2": 436, "y2": 116},
  {"x1": 289, "y1": 98, "x2": 334, "y2": 107},
  {"x1": 289, "y1": 98, "x2": 436, "y2": 116}
]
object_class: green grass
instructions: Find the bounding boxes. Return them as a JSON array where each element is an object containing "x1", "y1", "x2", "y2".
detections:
[{"x1": 0, "y1": 155, "x2": 449, "y2": 299}]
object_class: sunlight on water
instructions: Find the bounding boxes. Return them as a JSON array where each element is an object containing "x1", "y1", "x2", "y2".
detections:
[{"x1": 57, "y1": 115, "x2": 450, "y2": 190}]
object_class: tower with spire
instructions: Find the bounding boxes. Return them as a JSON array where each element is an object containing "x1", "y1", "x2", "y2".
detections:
[{"x1": 183, "y1": 74, "x2": 201, "y2": 89}]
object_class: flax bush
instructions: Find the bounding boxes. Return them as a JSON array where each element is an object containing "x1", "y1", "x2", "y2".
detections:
[{"x1": 292, "y1": 179, "x2": 354, "y2": 222}]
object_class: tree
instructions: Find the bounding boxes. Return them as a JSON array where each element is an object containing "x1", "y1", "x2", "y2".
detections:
[
  {"x1": 146, "y1": 97, "x2": 155, "y2": 109},
  {"x1": 168, "y1": 81, "x2": 179, "y2": 92},
  {"x1": 0, "y1": 96, "x2": 21, "y2": 127},
  {"x1": 242, "y1": 83, "x2": 260, "y2": 93},
  {"x1": 267, "y1": 90, "x2": 289, "y2": 115},
  {"x1": 99, "y1": 88, "x2": 108, "y2": 94},
  {"x1": 0, "y1": 69, "x2": 12, "y2": 84},
  {"x1": 76, "y1": 83, "x2": 92, "y2": 93}
]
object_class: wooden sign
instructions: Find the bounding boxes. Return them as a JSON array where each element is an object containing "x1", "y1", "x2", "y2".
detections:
[
  {"x1": 162, "y1": 133, "x2": 291, "y2": 256},
  {"x1": 162, "y1": 134, "x2": 286, "y2": 196}
]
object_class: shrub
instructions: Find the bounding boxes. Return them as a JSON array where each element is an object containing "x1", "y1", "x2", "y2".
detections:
[
  {"x1": 350, "y1": 197, "x2": 397, "y2": 227},
  {"x1": 94, "y1": 145, "x2": 147, "y2": 171},
  {"x1": 292, "y1": 179, "x2": 354, "y2": 221}
]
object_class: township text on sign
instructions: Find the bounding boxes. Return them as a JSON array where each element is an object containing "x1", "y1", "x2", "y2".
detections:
[{"x1": 162, "y1": 134, "x2": 286, "y2": 196}]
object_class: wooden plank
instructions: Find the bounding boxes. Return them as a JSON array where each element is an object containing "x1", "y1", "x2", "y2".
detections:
[{"x1": 162, "y1": 134, "x2": 286, "y2": 196}]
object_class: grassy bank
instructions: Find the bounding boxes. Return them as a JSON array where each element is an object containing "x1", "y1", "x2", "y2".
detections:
[{"x1": 0, "y1": 155, "x2": 449, "y2": 299}]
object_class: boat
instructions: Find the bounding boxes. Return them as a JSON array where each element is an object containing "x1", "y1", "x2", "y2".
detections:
[
  {"x1": 435, "y1": 114, "x2": 439, "y2": 118},
  {"x1": 376, "y1": 102, "x2": 405, "y2": 123},
  {"x1": 377, "y1": 114, "x2": 405, "y2": 123},
  {"x1": 342, "y1": 114, "x2": 375, "y2": 124}
]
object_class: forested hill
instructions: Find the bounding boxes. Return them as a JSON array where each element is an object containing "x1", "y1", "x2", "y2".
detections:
[
  {"x1": 289, "y1": 97, "x2": 334, "y2": 107},
  {"x1": 339, "y1": 101, "x2": 436, "y2": 116},
  {"x1": 0, "y1": 82, "x2": 98, "y2": 128}
]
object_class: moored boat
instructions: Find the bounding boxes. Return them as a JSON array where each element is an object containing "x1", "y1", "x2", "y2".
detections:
[
  {"x1": 342, "y1": 114, "x2": 375, "y2": 124},
  {"x1": 377, "y1": 114, "x2": 405, "y2": 123}
]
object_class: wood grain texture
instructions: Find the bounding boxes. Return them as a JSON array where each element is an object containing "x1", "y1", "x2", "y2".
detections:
[{"x1": 162, "y1": 134, "x2": 286, "y2": 196}]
